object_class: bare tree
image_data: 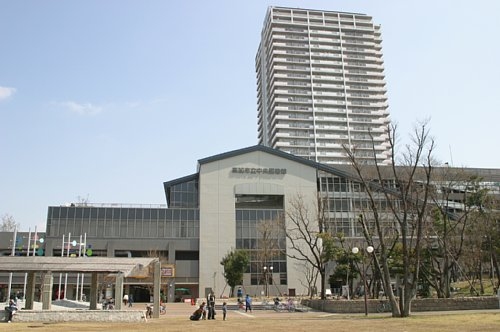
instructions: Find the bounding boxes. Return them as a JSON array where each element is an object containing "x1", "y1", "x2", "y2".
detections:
[
  {"x1": 460, "y1": 180, "x2": 500, "y2": 294},
  {"x1": 1, "y1": 214, "x2": 20, "y2": 231},
  {"x1": 145, "y1": 249, "x2": 168, "y2": 300},
  {"x1": 255, "y1": 218, "x2": 281, "y2": 264},
  {"x1": 76, "y1": 195, "x2": 90, "y2": 206},
  {"x1": 343, "y1": 121, "x2": 436, "y2": 317},
  {"x1": 254, "y1": 218, "x2": 282, "y2": 295},
  {"x1": 480, "y1": 194, "x2": 500, "y2": 291},
  {"x1": 297, "y1": 261, "x2": 317, "y2": 298},
  {"x1": 421, "y1": 170, "x2": 483, "y2": 297},
  {"x1": 147, "y1": 249, "x2": 168, "y2": 262},
  {"x1": 280, "y1": 193, "x2": 337, "y2": 299}
]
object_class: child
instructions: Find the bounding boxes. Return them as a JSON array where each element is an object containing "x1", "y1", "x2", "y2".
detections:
[
  {"x1": 222, "y1": 301, "x2": 227, "y2": 320},
  {"x1": 201, "y1": 302, "x2": 207, "y2": 320}
]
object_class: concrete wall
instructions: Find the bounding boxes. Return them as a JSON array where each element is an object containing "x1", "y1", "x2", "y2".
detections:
[
  {"x1": 1, "y1": 310, "x2": 146, "y2": 322},
  {"x1": 303, "y1": 297, "x2": 500, "y2": 313}
]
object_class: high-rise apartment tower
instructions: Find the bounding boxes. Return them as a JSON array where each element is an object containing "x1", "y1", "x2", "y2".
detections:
[{"x1": 256, "y1": 6, "x2": 392, "y2": 165}]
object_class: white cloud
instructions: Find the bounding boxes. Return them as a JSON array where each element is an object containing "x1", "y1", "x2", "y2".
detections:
[
  {"x1": 0, "y1": 86, "x2": 16, "y2": 101},
  {"x1": 59, "y1": 101, "x2": 103, "y2": 115}
]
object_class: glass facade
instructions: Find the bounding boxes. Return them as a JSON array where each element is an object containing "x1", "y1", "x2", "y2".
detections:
[
  {"x1": 235, "y1": 194, "x2": 287, "y2": 286},
  {"x1": 47, "y1": 177, "x2": 201, "y2": 240},
  {"x1": 46, "y1": 206, "x2": 200, "y2": 239},
  {"x1": 318, "y1": 172, "x2": 400, "y2": 238},
  {"x1": 167, "y1": 178, "x2": 199, "y2": 208}
]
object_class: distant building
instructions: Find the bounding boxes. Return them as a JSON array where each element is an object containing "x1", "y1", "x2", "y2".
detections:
[{"x1": 256, "y1": 6, "x2": 391, "y2": 165}]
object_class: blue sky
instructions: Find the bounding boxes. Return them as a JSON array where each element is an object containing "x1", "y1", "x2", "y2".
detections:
[{"x1": 1, "y1": 0, "x2": 499, "y2": 231}]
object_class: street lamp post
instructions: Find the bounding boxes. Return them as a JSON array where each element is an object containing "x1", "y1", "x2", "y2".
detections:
[
  {"x1": 7, "y1": 227, "x2": 17, "y2": 303},
  {"x1": 352, "y1": 246, "x2": 374, "y2": 316},
  {"x1": 58, "y1": 233, "x2": 77, "y2": 300},
  {"x1": 346, "y1": 263, "x2": 350, "y2": 300},
  {"x1": 23, "y1": 227, "x2": 45, "y2": 301},
  {"x1": 263, "y1": 265, "x2": 274, "y2": 297}
]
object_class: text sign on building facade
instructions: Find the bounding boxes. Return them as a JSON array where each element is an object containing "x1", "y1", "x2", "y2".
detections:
[
  {"x1": 232, "y1": 167, "x2": 286, "y2": 175},
  {"x1": 161, "y1": 265, "x2": 175, "y2": 277}
]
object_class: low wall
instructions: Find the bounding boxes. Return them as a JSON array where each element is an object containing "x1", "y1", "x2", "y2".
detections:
[
  {"x1": 1, "y1": 310, "x2": 146, "y2": 323},
  {"x1": 303, "y1": 296, "x2": 499, "y2": 314},
  {"x1": 411, "y1": 297, "x2": 499, "y2": 312}
]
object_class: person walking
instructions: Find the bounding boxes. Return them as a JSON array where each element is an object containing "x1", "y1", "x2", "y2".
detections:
[
  {"x1": 128, "y1": 294, "x2": 134, "y2": 307},
  {"x1": 245, "y1": 294, "x2": 252, "y2": 313}
]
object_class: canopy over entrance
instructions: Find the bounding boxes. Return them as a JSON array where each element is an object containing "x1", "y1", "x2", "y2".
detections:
[
  {"x1": 0, "y1": 256, "x2": 162, "y2": 317},
  {"x1": 0, "y1": 256, "x2": 156, "y2": 276}
]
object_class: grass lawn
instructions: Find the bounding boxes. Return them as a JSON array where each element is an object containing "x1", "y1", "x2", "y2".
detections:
[
  {"x1": 452, "y1": 279, "x2": 498, "y2": 297},
  {"x1": 5, "y1": 311, "x2": 500, "y2": 332}
]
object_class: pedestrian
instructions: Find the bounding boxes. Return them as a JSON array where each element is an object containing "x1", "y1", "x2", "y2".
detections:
[
  {"x1": 222, "y1": 301, "x2": 227, "y2": 320},
  {"x1": 190, "y1": 302, "x2": 205, "y2": 321},
  {"x1": 207, "y1": 291, "x2": 216, "y2": 319},
  {"x1": 202, "y1": 302, "x2": 207, "y2": 320},
  {"x1": 128, "y1": 294, "x2": 134, "y2": 307},
  {"x1": 200, "y1": 302, "x2": 207, "y2": 320},
  {"x1": 274, "y1": 296, "x2": 281, "y2": 310},
  {"x1": 4, "y1": 298, "x2": 17, "y2": 323},
  {"x1": 123, "y1": 294, "x2": 129, "y2": 306},
  {"x1": 245, "y1": 294, "x2": 252, "y2": 313},
  {"x1": 237, "y1": 286, "x2": 243, "y2": 298},
  {"x1": 146, "y1": 304, "x2": 153, "y2": 318}
]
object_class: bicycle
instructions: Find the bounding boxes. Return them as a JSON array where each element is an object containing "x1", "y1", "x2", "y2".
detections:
[
  {"x1": 376, "y1": 300, "x2": 391, "y2": 313},
  {"x1": 145, "y1": 304, "x2": 166, "y2": 317},
  {"x1": 262, "y1": 299, "x2": 274, "y2": 310},
  {"x1": 274, "y1": 301, "x2": 295, "y2": 312},
  {"x1": 274, "y1": 302, "x2": 286, "y2": 312},
  {"x1": 285, "y1": 300, "x2": 296, "y2": 312}
]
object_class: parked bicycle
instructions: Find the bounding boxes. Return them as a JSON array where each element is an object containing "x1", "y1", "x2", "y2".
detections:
[
  {"x1": 376, "y1": 300, "x2": 391, "y2": 313},
  {"x1": 146, "y1": 303, "x2": 166, "y2": 317},
  {"x1": 262, "y1": 299, "x2": 274, "y2": 310},
  {"x1": 274, "y1": 298, "x2": 296, "y2": 312}
]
